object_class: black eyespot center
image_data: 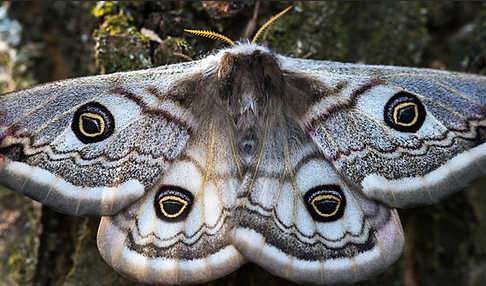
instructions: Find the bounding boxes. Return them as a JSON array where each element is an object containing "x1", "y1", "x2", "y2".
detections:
[
  {"x1": 311, "y1": 194, "x2": 341, "y2": 217},
  {"x1": 304, "y1": 185, "x2": 346, "y2": 222},
  {"x1": 160, "y1": 196, "x2": 188, "y2": 217},
  {"x1": 72, "y1": 102, "x2": 114, "y2": 144},
  {"x1": 155, "y1": 186, "x2": 194, "y2": 222},
  {"x1": 81, "y1": 114, "x2": 103, "y2": 135},
  {"x1": 384, "y1": 91, "x2": 426, "y2": 132},
  {"x1": 396, "y1": 103, "x2": 417, "y2": 124}
]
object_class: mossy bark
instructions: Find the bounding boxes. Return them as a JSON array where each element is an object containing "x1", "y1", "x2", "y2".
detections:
[{"x1": 1, "y1": 1, "x2": 486, "y2": 286}]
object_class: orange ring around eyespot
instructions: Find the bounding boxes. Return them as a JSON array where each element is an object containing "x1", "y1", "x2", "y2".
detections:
[
  {"x1": 392, "y1": 102, "x2": 418, "y2": 127},
  {"x1": 311, "y1": 194, "x2": 341, "y2": 218},
  {"x1": 79, "y1": 112, "x2": 105, "y2": 137},
  {"x1": 159, "y1": 195, "x2": 189, "y2": 218}
]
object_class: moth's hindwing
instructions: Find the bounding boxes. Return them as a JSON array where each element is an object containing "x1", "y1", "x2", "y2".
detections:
[
  {"x1": 231, "y1": 113, "x2": 404, "y2": 284},
  {"x1": 97, "y1": 115, "x2": 245, "y2": 285}
]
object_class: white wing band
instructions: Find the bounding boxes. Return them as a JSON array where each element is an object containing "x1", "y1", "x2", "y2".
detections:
[
  {"x1": 361, "y1": 142, "x2": 486, "y2": 207},
  {"x1": 0, "y1": 160, "x2": 145, "y2": 215}
]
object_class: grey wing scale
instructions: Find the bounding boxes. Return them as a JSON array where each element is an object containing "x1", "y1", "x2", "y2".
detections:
[
  {"x1": 231, "y1": 111, "x2": 404, "y2": 284},
  {"x1": 0, "y1": 60, "x2": 205, "y2": 215},
  {"x1": 279, "y1": 55, "x2": 486, "y2": 208}
]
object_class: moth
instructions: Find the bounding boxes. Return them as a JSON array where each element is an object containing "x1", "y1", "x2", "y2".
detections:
[{"x1": 1, "y1": 6, "x2": 486, "y2": 285}]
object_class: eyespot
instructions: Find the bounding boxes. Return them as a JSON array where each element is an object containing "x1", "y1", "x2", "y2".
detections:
[
  {"x1": 384, "y1": 91, "x2": 426, "y2": 132},
  {"x1": 303, "y1": 185, "x2": 346, "y2": 222},
  {"x1": 154, "y1": 186, "x2": 194, "y2": 221},
  {"x1": 72, "y1": 102, "x2": 114, "y2": 144}
]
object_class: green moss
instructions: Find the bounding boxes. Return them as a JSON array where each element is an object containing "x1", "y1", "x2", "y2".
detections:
[
  {"x1": 93, "y1": 11, "x2": 151, "y2": 73},
  {"x1": 91, "y1": 1, "x2": 114, "y2": 18},
  {"x1": 94, "y1": 11, "x2": 137, "y2": 37}
]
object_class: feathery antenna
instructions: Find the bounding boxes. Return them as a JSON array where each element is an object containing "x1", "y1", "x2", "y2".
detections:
[
  {"x1": 184, "y1": 5, "x2": 293, "y2": 46},
  {"x1": 183, "y1": 29, "x2": 235, "y2": 46},
  {"x1": 252, "y1": 6, "x2": 293, "y2": 43}
]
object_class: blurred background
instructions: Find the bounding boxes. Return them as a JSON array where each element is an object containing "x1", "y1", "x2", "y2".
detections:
[{"x1": 0, "y1": 1, "x2": 486, "y2": 286}]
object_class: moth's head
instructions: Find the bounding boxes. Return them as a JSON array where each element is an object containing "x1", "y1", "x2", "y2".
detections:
[{"x1": 217, "y1": 44, "x2": 279, "y2": 80}]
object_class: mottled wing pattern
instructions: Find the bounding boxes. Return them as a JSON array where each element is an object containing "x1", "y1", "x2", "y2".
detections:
[
  {"x1": 231, "y1": 110, "x2": 404, "y2": 284},
  {"x1": 0, "y1": 60, "x2": 206, "y2": 215},
  {"x1": 97, "y1": 112, "x2": 245, "y2": 285},
  {"x1": 279, "y1": 56, "x2": 486, "y2": 207}
]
